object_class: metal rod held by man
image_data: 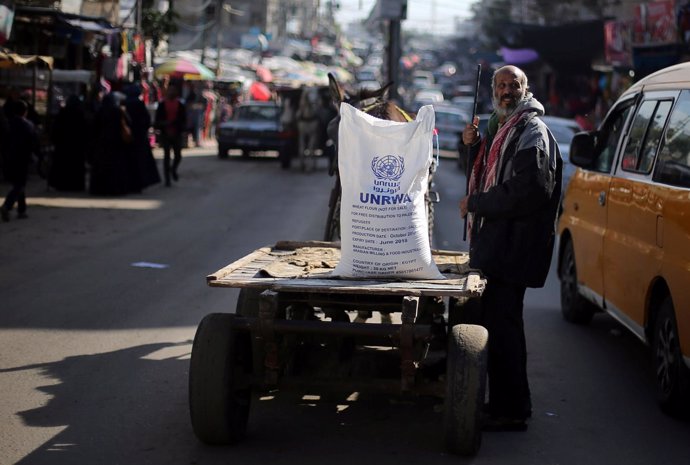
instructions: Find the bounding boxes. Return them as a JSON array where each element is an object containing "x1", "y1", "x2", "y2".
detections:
[{"x1": 463, "y1": 63, "x2": 481, "y2": 242}]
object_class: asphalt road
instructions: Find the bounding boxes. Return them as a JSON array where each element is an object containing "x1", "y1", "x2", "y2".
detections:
[{"x1": 1, "y1": 147, "x2": 689, "y2": 465}]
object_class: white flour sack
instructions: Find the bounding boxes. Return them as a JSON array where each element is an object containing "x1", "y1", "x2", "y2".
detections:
[{"x1": 333, "y1": 103, "x2": 444, "y2": 280}]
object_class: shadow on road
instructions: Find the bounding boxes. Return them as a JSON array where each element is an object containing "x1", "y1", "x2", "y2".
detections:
[{"x1": 3, "y1": 340, "x2": 474, "y2": 465}]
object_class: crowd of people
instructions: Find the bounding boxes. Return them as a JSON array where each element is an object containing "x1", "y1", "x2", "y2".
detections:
[{"x1": 0, "y1": 77, "x2": 232, "y2": 221}]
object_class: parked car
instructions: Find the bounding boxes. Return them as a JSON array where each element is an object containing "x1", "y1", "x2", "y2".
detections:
[
  {"x1": 356, "y1": 66, "x2": 380, "y2": 83},
  {"x1": 433, "y1": 103, "x2": 469, "y2": 151},
  {"x1": 358, "y1": 80, "x2": 382, "y2": 92},
  {"x1": 557, "y1": 62, "x2": 690, "y2": 416},
  {"x1": 412, "y1": 70, "x2": 435, "y2": 89},
  {"x1": 216, "y1": 101, "x2": 297, "y2": 166},
  {"x1": 412, "y1": 88, "x2": 444, "y2": 110},
  {"x1": 451, "y1": 95, "x2": 475, "y2": 116}
]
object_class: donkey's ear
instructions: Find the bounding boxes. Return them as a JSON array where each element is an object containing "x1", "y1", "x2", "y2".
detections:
[
  {"x1": 380, "y1": 81, "x2": 394, "y2": 97},
  {"x1": 328, "y1": 72, "x2": 345, "y2": 106},
  {"x1": 360, "y1": 81, "x2": 393, "y2": 101}
]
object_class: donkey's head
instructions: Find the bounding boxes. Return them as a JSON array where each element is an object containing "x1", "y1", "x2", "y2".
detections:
[{"x1": 326, "y1": 73, "x2": 413, "y2": 162}]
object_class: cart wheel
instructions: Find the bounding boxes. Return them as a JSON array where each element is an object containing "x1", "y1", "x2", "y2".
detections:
[
  {"x1": 443, "y1": 324, "x2": 488, "y2": 456},
  {"x1": 189, "y1": 313, "x2": 252, "y2": 444}
]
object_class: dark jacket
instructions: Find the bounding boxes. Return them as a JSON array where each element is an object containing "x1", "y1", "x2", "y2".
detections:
[
  {"x1": 154, "y1": 98, "x2": 187, "y2": 136},
  {"x1": 3, "y1": 115, "x2": 40, "y2": 183},
  {"x1": 467, "y1": 96, "x2": 562, "y2": 288}
]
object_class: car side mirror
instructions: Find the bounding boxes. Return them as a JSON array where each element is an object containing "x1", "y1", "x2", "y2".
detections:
[{"x1": 569, "y1": 131, "x2": 597, "y2": 168}]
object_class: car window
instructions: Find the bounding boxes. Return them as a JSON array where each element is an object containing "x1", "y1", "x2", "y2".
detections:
[
  {"x1": 621, "y1": 99, "x2": 673, "y2": 173},
  {"x1": 237, "y1": 106, "x2": 279, "y2": 121},
  {"x1": 654, "y1": 90, "x2": 690, "y2": 188},
  {"x1": 593, "y1": 102, "x2": 634, "y2": 173}
]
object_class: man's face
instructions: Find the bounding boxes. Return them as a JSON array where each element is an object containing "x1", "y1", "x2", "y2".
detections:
[{"x1": 492, "y1": 70, "x2": 526, "y2": 117}]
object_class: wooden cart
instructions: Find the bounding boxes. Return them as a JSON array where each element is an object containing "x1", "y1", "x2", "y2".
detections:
[{"x1": 190, "y1": 240, "x2": 488, "y2": 456}]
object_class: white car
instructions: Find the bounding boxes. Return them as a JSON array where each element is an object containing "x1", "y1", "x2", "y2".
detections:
[
  {"x1": 412, "y1": 89, "x2": 444, "y2": 109},
  {"x1": 433, "y1": 104, "x2": 470, "y2": 151}
]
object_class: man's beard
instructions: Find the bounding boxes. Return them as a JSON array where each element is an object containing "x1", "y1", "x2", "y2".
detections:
[{"x1": 492, "y1": 91, "x2": 527, "y2": 118}]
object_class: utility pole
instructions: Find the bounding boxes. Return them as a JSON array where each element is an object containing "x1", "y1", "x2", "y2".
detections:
[
  {"x1": 215, "y1": 0, "x2": 223, "y2": 76},
  {"x1": 387, "y1": 19, "x2": 401, "y2": 102},
  {"x1": 215, "y1": 4, "x2": 244, "y2": 76},
  {"x1": 377, "y1": 0, "x2": 406, "y2": 102},
  {"x1": 136, "y1": 0, "x2": 143, "y2": 34}
]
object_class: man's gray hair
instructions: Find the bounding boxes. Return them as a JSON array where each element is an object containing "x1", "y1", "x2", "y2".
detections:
[{"x1": 491, "y1": 65, "x2": 529, "y2": 93}]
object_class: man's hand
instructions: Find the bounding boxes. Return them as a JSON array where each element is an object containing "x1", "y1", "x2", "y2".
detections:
[
  {"x1": 459, "y1": 196, "x2": 469, "y2": 218},
  {"x1": 462, "y1": 116, "x2": 480, "y2": 146}
]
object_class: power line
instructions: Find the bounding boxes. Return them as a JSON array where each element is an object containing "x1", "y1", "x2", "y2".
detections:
[{"x1": 177, "y1": 18, "x2": 218, "y2": 32}]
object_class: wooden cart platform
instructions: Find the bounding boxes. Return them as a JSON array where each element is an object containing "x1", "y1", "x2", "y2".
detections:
[{"x1": 207, "y1": 240, "x2": 486, "y2": 298}]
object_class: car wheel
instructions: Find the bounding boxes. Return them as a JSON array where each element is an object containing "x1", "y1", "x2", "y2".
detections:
[
  {"x1": 241, "y1": 149, "x2": 251, "y2": 158},
  {"x1": 559, "y1": 238, "x2": 595, "y2": 324},
  {"x1": 218, "y1": 145, "x2": 229, "y2": 159},
  {"x1": 653, "y1": 297, "x2": 690, "y2": 416}
]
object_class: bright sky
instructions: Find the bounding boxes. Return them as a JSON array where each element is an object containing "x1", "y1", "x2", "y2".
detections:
[{"x1": 334, "y1": 0, "x2": 478, "y2": 36}]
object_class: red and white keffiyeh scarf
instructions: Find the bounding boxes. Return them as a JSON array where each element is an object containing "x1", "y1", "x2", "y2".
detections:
[{"x1": 466, "y1": 109, "x2": 534, "y2": 240}]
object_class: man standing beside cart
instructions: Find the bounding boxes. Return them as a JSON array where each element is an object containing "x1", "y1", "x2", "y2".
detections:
[{"x1": 459, "y1": 65, "x2": 562, "y2": 431}]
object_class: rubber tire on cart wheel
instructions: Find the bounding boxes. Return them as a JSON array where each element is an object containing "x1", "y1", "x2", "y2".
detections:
[
  {"x1": 189, "y1": 313, "x2": 252, "y2": 444},
  {"x1": 653, "y1": 297, "x2": 690, "y2": 416},
  {"x1": 444, "y1": 324, "x2": 488, "y2": 456},
  {"x1": 559, "y1": 238, "x2": 595, "y2": 324}
]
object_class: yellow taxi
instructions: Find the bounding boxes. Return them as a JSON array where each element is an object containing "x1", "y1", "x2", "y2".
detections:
[{"x1": 558, "y1": 62, "x2": 690, "y2": 416}]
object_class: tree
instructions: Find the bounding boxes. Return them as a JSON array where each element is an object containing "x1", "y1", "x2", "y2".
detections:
[
  {"x1": 470, "y1": 0, "x2": 513, "y2": 49},
  {"x1": 141, "y1": 0, "x2": 179, "y2": 48}
]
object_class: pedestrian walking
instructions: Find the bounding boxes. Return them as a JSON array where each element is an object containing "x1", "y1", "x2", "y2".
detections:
[
  {"x1": 1, "y1": 100, "x2": 42, "y2": 221},
  {"x1": 154, "y1": 86, "x2": 186, "y2": 187},
  {"x1": 459, "y1": 65, "x2": 563, "y2": 431}
]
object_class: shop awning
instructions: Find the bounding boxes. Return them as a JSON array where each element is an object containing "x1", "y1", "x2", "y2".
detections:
[{"x1": 0, "y1": 51, "x2": 53, "y2": 69}]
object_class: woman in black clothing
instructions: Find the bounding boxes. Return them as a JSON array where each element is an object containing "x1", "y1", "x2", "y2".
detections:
[{"x1": 49, "y1": 95, "x2": 88, "y2": 192}]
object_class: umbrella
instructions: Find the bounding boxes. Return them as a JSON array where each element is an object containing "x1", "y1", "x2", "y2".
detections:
[
  {"x1": 249, "y1": 81, "x2": 272, "y2": 101},
  {"x1": 255, "y1": 64, "x2": 273, "y2": 83},
  {"x1": 154, "y1": 58, "x2": 215, "y2": 80}
]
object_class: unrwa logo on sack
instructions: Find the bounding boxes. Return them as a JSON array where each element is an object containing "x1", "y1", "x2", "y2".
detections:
[
  {"x1": 361, "y1": 155, "x2": 411, "y2": 204},
  {"x1": 372, "y1": 155, "x2": 405, "y2": 181},
  {"x1": 371, "y1": 155, "x2": 404, "y2": 194}
]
